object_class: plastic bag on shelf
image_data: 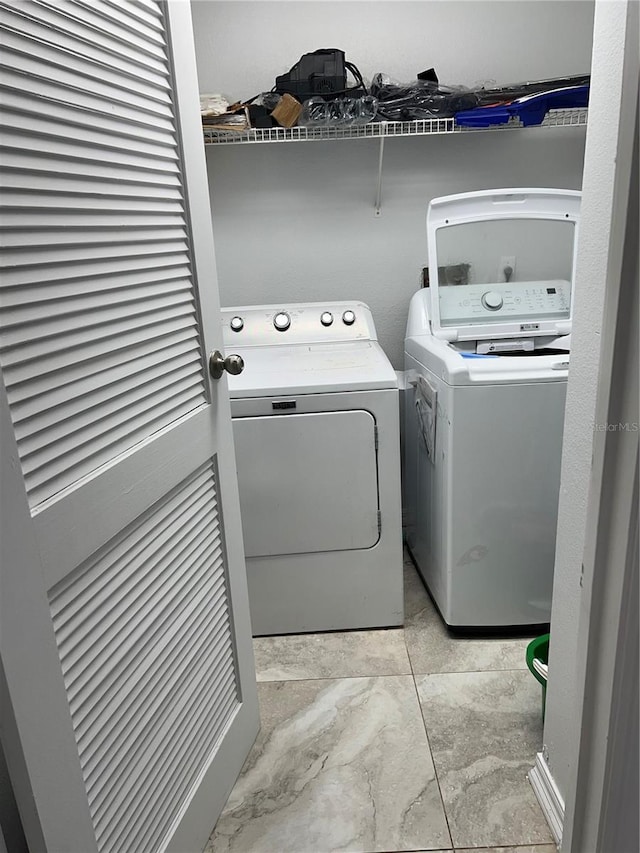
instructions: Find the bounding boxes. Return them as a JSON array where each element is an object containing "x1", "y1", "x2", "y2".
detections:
[
  {"x1": 473, "y1": 74, "x2": 590, "y2": 105},
  {"x1": 370, "y1": 72, "x2": 590, "y2": 123},
  {"x1": 298, "y1": 95, "x2": 378, "y2": 128},
  {"x1": 370, "y1": 73, "x2": 479, "y2": 121},
  {"x1": 199, "y1": 93, "x2": 230, "y2": 117},
  {"x1": 456, "y1": 77, "x2": 590, "y2": 127}
]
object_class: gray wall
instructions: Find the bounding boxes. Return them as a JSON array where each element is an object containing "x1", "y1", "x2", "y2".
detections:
[{"x1": 192, "y1": 0, "x2": 594, "y2": 367}]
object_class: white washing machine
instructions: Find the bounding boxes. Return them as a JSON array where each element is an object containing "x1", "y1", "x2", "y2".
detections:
[
  {"x1": 404, "y1": 188, "x2": 580, "y2": 629},
  {"x1": 221, "y1": 301, "x2": 403, "y2": 636}
]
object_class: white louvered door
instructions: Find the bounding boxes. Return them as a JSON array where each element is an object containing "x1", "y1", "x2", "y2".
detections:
[{"x1": 0, "y1": 2, "x2": 259, "y2": 852}]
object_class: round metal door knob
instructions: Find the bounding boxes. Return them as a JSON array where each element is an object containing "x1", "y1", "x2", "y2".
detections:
[{"x1": 209, "y1": 350, "x2": 245, "y2": 379}]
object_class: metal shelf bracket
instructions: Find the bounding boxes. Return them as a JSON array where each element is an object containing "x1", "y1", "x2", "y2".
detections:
[{"x1": 374, "y1": 137, "x2": 385, "y2": 216}]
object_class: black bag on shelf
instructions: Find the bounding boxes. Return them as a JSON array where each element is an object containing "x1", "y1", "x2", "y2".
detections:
[{"x1": 274, "y1": 49, "x2": 366, "y2": 102}]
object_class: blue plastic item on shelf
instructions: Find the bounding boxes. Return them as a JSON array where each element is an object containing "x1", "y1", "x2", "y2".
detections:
[{"x1": 455, "y1": 85, "x2": 589, "y2": 128}]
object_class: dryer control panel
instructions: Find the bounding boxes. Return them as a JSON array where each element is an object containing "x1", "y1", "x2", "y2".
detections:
[{"x1": 221, "y1": 302, "x2": 377, "y2": 347}]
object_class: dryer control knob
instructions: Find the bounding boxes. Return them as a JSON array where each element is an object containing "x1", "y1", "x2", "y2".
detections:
[
  {"x1": 320, "y1": 312, "x2": 333, "y2": 326},
  {"x1": 342, "y1": 310, "x2": 356, "y2": 325},
  {"x1": 273, "y1": 311, "x2": 291, "y2": 331},
  {"x1": 481, "y1": 291, "x2": 503, "y2": 311},
  {"x1": 230, "y1": 316, "x2": 244, "y2": 332}
]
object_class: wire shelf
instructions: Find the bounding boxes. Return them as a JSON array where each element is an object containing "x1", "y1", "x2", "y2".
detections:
[{"x1": 202, "y1": 108, "x2": 588, "y2": 145}]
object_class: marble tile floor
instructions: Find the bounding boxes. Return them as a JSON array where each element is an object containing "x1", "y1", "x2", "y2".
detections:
[{"x1": 207, "y1": 552, "x2": 552, "y2": 853}]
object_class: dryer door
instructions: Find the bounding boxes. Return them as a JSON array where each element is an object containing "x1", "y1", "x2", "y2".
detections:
[{"x1": 233, "y1": 409, "x2": 380, "y2": 557}]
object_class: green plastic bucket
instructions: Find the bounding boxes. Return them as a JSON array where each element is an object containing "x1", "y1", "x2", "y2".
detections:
[{"x1": 526, "y1": 633, "x2": 550, "y2": 722}]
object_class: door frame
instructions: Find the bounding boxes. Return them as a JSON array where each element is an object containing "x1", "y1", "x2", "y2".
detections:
[{"x1": 531, "y1": 1, "x2": 639, "y2": 848}]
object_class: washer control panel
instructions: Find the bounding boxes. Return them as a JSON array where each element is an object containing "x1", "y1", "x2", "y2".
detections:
[
  {"x1": 221, "y1": 302, "x2": 376, "y2": 347},
  {"x1": 439, "y1": 280, "x2": 571, "y2": 326}
]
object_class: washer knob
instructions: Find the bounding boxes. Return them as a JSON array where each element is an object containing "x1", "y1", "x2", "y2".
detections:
[
  {"x1": 273, "y1": 311, "x2": 291, "y2": 331},
  {"x1": 481, "y1": 291, "x2": 504, "y2": 311},
  {"x1": 229, "y1": 316, "x2": 244, "y2": 332},
  {"x1": 320, "y1": 311, "x2": 333, "y2": 327},
  {"x1": 342, "y1": 310, "x2": 356, "y2": 325}
]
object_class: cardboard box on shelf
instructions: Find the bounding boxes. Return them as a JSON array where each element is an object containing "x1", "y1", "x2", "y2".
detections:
[{"x1": 271, "y1": 94, "x2": 302, "y2": 128}]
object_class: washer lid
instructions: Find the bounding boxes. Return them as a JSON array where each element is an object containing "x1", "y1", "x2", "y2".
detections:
[{"x1": 427, "y1": 188, "x2": 581, "y2": 342}]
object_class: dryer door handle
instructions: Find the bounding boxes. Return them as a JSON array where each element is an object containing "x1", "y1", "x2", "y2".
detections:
[{"x1": 209, "y1": 350, "x2": 245, "y2": 380}]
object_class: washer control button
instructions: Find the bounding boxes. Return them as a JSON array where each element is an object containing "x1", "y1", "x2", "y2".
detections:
[
  {"x1": 320, "y1": 311, "x2": 333, "y2": 326},
  {"x1": 229, "y1": 316, "x2": 244, "y2": 332},
  {"x1": 342, "y1": 310, "x2": 356, "y2": 325},
  {"x1": 273, "y1": 311, "x2": 291, "y2": 331},
  {"x1": 481, "y1": 291, "x2": 504, "y2": 311}
]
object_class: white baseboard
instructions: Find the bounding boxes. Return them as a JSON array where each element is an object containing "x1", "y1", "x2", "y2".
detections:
[{"x1": 528, "y1": 751, "x2": 565, "y2": 846}]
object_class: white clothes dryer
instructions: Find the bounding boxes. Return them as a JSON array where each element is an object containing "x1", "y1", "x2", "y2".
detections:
[
  {"x1": 403, "y1": 188, "x2": 580, "y2": 629},
  {"x1": 222, "y1": 301, "x2": 403, "y2": 636}
]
